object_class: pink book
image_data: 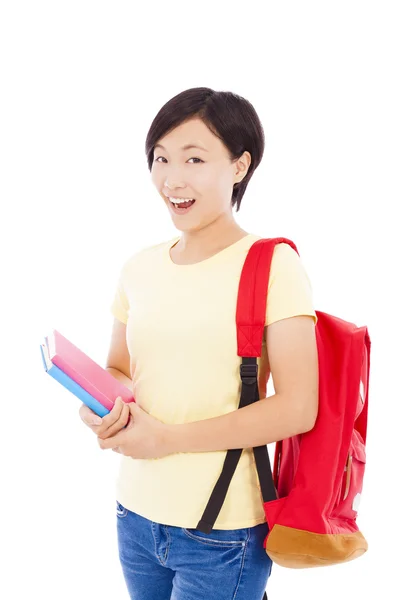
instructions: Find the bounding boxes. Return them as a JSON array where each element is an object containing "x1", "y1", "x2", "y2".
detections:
[{"x1": 46, "y1": 329, "x2": 135, "y2": 411}]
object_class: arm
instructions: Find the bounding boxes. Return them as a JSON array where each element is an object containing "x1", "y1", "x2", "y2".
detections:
[
  {"x1": 166, "y1": 315, "x2": 319, "y2": 453},
  {"x1": 106, "y1": 366, "x2": 132, "y2": 388},
  {"x1": 105, "y1": 318, "x2": 132, "y2": 386},
  {"x1": 80, "y1": 318, "x2": 132, "y2": 434}
]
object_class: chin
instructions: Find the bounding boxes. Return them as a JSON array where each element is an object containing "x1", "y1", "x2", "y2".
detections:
[{"x1": 171, "y1": 219, "x2": 199, "y2": 233}]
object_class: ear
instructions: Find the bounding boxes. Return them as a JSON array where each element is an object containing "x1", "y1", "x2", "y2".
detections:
[{"x1": 234, "y1": 151, "x2": 251, "y2": 184}]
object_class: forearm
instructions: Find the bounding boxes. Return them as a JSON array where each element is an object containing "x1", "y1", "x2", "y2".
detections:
[
  {"x1": 106, "y1": 367, "x2": 132, "y2": 389},
  {"x1": 167, "y1": 394, "x2": 312, "y2": 454}
]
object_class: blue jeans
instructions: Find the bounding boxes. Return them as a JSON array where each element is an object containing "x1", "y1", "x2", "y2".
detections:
[{"x1": 116, "y1": 501, "x2": 273, "y2": 600}]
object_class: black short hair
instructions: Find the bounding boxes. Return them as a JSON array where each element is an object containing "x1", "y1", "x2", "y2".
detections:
[{"x1": 145, "y1": 87, "x2": 265, "y2": 212}]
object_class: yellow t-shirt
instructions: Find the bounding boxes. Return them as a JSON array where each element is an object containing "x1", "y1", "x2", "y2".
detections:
[{"x1": 110, "y1": 233, "x2": 317, "y2": 529}]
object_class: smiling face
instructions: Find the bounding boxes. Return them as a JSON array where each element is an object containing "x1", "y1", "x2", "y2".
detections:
[{"x1": 151, "y1": 117, "x2": 251, "y2": 232}]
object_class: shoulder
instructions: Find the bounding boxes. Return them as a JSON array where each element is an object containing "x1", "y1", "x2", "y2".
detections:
[
  {"x1": 115, "y1": 236, "x2": 178, "y2": 282},
  {"x1": 264, "y1": 240, "x2": 316, "y2": 325},
  {"x1": 246, "y1": 236, "x2": 309, "y2": 283},
  {"x1": 272, "y1": 241, "x2": 301, "y2": 263},
  {"x1": 269, "y1": 241, "x2": 310, "y2": 283},
  {"x1": 122, "y1": 236, "x2": 177, "y2": 267},
  {"x1": 246, "y1": 235, "x2": 313, "y2": 290},
  {"x1": 249, "y1": 237, "x2": 301, "y2": 263}
]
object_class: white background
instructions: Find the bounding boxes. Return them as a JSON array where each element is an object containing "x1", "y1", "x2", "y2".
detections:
[{"x1": 1, "y1": 1, "x2": 398, "y2": 598}]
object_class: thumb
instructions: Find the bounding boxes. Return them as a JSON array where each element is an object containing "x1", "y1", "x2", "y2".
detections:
[{"x1": 128, "y1": 400, "x2": 141, "y2": 415}]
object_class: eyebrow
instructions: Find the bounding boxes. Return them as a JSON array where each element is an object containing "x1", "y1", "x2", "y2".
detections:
[{"x1": 154, "y1": 143, "x2": 208, "y2": 153}]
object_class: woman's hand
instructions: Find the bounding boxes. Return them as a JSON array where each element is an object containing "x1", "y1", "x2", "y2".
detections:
[
  {"x1": 79, "y1": 397, "x2": 131, "y2": 439},
  {"x1": 97, "y1": 401, "x2": 174, "y2": 460}
]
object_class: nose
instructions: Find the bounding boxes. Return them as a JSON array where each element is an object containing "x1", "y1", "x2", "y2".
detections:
[
  {"x1": 164, "y1": 167, "x2": 186, "y2": 191},
  {"x1": 165, "y1": 180, "x2": 185, "y2": 192}
]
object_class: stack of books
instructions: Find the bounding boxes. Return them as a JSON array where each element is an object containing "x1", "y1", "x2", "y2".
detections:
[{"x1": 40, "y1": 329, "x2": 135, "y2": 417}]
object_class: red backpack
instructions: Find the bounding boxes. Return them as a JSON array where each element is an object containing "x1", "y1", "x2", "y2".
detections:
[{"x1": 196, "y1": 237, "x2": 370, "y2": 576}]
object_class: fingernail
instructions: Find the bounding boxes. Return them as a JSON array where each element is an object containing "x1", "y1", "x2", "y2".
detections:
[{"x1": 91, "y1": 417, "x2": 102, "y2": 425}]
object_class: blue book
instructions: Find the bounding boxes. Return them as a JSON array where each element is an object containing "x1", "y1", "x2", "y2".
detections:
[{"x1": 40, "y1": 342, "x2": 111, "y2": 418}]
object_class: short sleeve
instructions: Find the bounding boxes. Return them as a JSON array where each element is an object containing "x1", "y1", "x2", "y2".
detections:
[
  {"x1": 266, "y1": 243, "x2": 317, "y2": 326},
  {"x1": 110, "y1": 264, "x2": 129, "y2": 325}
]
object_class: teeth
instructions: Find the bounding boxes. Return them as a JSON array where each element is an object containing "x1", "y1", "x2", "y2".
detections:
[{"x1": 169, "y1": 197, "x2": 194, "y2": 204}]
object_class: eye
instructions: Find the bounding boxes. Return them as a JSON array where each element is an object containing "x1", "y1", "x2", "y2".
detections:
[{"x1": 153, "y1": 156, "x2": 203, "y2": 164}]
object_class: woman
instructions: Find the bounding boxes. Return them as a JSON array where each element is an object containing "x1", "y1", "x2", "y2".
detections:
[{"x1": 79, "y1": 87, "x2": 319, "y2": 600}]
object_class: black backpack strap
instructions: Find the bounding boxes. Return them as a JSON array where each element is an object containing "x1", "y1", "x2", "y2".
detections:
[{"x1": 196, "y1": 358, "x2": 277, "y2": 534}]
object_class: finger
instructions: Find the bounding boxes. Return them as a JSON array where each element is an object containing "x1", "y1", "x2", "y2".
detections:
[
  {"x1": 128, "y1": 400, "x2": 139, "y2": 415},
  {"x1": 98, "y1": 427, "x2": 126, "y2": 450},
  {"x1": 79, "y1": 404, "x2": 103, "y2": 428},
  {"x1": 97, "y1": 402, "x2": 131, "y2": 440},
  {"x1": 95, "y1": 397, "x2": 125, "y2": 435}
]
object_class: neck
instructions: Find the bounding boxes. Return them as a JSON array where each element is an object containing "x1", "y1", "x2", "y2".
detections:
[{"x1": 175, "y1": 215, "x2": 248, "y2": 259}]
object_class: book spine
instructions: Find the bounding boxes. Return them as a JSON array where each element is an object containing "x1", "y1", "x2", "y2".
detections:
[
  {"x1": 50, "y1": 330, "x2": 127, "y2": 409},
  {"x1": 41, "y1": 345, "x2": 111, "y2": 418}
]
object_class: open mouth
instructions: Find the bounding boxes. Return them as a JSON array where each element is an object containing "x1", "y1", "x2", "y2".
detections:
[{"x1": 169, "y1": 198, "x2": 196, "y2": 214}]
